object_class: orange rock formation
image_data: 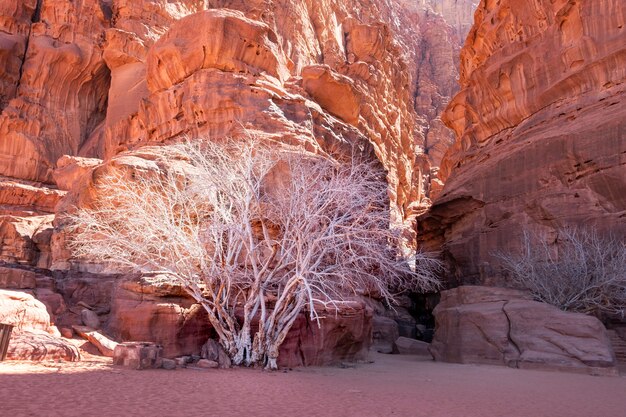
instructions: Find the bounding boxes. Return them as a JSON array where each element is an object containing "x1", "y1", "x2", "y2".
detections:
[
  {"x1": 419, "y1": 0, "x2": 626, "y2": 285},
  {"x1": 0, "y1": 0, "x2": 472, "y2": 363}
]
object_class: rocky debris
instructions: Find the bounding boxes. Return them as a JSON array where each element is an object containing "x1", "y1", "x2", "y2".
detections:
[
  {"x1": 372, "y1": 315, "x2": 400, "y2": 354},
  {"x1": 419, "y1": 0, "x2": 626, "y2": 285},
  {"x1": 80, "y1": 308, "x2": 100, "y2": 329},
  {"x1": 394, "y1": 337, "x2": 431, "y2": 356},
  {"x1": 201, "y1": 339, "x2": 231, "y2": 369},
  {"x1": 430, "y1": 286, "x2": 618, "y2": 375},
  {"x1": 113, "y1": 342, "x2": 163, "y2": 370},
  {"x1": 72, "y1": 325, "x2": 118, "y2": 357},
  {"x1": 7, "y1": 329, "x2": 81, "y2": 362}
]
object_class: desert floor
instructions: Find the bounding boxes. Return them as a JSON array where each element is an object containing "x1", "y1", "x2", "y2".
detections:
[{"x1": 0, "y1": 353, "x2": 624, "y2": 417}]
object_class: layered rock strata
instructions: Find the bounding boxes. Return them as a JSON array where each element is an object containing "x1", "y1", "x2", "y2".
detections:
[
  {"x1": 419, "y1": 0, "x2": 626, "y2": 285},
  {"x1": 0, "y1": 0, "x2": 476, "y2": 364}
]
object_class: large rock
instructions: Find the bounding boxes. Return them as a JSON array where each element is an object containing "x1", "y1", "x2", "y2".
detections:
[
  {"x1": 419, "y1": 0, "x2": 626, "y2": 285},
  {"x1": 372, "y1": 315, "x2": 400, "y2": 354},
  {"x1": 0, "y1": 289, "x2": 79, "y2": 361},
  {"x1": 107, "y1": 275, "x2": 212, "y2": 358},
  {"x1": 7, "y1": 329, "x2": 80, "y2": 361},
  {"x1": 278, "y1": 300, "x2": 372, "y2": 367},
  {"x1": 0, "y1": 289, "x2": 56, "y2": 333},
  {"x1": 73, "y1": 325, "x2": 118, "y2": 357},
  {"x1": 430, "y1": 286, "x2": 618, "y2": 375}
]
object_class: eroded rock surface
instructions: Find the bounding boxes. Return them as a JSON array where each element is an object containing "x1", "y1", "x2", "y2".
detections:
[
  {"x1": 430, "y1": 286, "x2": 617, "y2": 375},
  {"x1": 0, "y1": 0, "x2": 477, "y2": 365},
  {"x1": 0, "y1": 288, "x2": 79, "y2": 361},
  {"x1": 419, "y1": 0, "x2": 626, "y2": 285}
]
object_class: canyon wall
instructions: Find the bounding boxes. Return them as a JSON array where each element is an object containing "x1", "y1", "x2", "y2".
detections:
[
  {"x1": 419, "y1": 0, "x2": 626, "y2": 286},
  {"x1": 0, "y1": 0, "x2": 472, "y2": 265},
  {"x1": 0, "y1": 1, "x2": 474, "y2": 361}
]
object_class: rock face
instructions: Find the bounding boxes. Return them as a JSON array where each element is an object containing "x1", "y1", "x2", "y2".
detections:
[
  {"x1": 107, "y1": 275, "x2": 212, "y2": 358},
  {"x1": 0, "y1": 0, "x2": 477, "y2": 365},
  {"x1": 0, "y1": 289, "x2": 80, "y2": 361},
  {"x1": 430, "y1": 286, "x2": 617, "y2": 375},
  {"x1": 419, "y1": 0, "x2": 626, "y2": 285},
  {"x1": 278, "y1": 301, "x2": 372, "y2": 367}
]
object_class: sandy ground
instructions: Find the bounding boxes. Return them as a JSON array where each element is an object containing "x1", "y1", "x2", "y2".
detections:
[{"x1": 0, "y1": 353, "x2": 624, "y2": 417}]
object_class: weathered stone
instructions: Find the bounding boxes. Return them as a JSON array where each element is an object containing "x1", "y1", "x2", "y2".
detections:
[
  {"x1": 394, "y1": 337, "x2": 431, "y2": 356},
  {"x1": 0, "y1": 289, "x2": 56, "y2": 334},
  {"x1": 372, "y1": 315, "x2": 400, "y2": 354},
  {"x1": 80, "y1": 308, "x2": 100, "y2": 329},
  {"x1": 161, "y1": 358, "x2": 176, "y2": 370},
  {"x1": 106, "y1": 275, "x2": 212, "y2": 358},
  {"x1": 197, "y1": 359, "x2": 219, "y2": 369},
  {"x1": 0, "y1": 266, "x2": 37, "y2": 289},
  {"x1": 430, "y1": 286, "x2": 618, "y2": 375},
  {"x1": 60, "y1": 327, "x2": 73, "y2": 338},
  {"x1": 113, "y1": 341, "x2": 163, "y2": 370},
  {"x1": 419, "y1": 0, "x2": 626, "y2": 285},
  {"x1": 278, "y1": 300, "x2": 372, "y2": 367},
  {"x1": 72, "y1": 325, "x2": 118, "y2": 357},
  {"x1": 7, "y1": 329, "x2": 80, "y2": 362}
]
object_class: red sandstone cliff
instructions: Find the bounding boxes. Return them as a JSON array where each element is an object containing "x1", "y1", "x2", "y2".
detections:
[
  {"x1": 419, "y1": 0, "x2": 626, "y2": 286},
  {"x1": 0, "y1": 0, "x2": 473, "y2": 362},
  {"x1": 0, "y1": 1, "x2": 470, "y2": 265}
]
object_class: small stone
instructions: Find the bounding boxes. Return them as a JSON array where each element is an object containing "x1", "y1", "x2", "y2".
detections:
[
  {"x1": 161, "y1": 358, "x2": 176, "y2": 370},
  {"x1": 60, "y1": 327, "x2": 73, "y2": 338},
  {"x1": 80, "y1": 308, "x2": 100, "y2": 329},
  {"x1": 197, "y1": 359, "x2": 219, "y2": 369},
  {"x1": 175, "y1": 356, "x2": 190, "y2": 366}
]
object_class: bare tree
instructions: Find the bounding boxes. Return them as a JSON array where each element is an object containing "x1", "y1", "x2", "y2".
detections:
[
  {"x1": 495, "y1": 227, "x2": 626, "y2": 317},
  {"x1": 67, "y1": 138, "x2": 442, "y2": 369}
]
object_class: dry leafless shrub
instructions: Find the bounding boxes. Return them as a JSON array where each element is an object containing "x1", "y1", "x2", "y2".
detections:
[
  {"x1": 495, "y1": 227, "x2": 626, "y2": 317},
  {"x1": 67, "y1": 138, "x2": 442, "y2": 369}
]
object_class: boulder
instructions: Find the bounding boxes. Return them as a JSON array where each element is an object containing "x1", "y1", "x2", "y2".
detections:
[
  {"x1": 80, "y1": 308, "x2": 101, "y2": 329},
  {"x1": 197, "y1": 359, "x2": 219, "y2": 369},
  {"x1": 372, "y1": 315, "x2": 399, "y2": 354},
  {"x1": 394, "y1": 337, "x2": 431, "y2": 356},
  {"x1": 161, "y1": 358, "x2": 176, "y2": 370},
  {"x1": 7, "y1": 329, "x2": 80, "y2": 362},
  {"x1": 0, "y1": 289, "x2": 56, "y2": 334},
  {"x1": 200, "y1": 339, "x2": 231, "y2": 368},
  {"x1": 0, "y1": 289, "x2": 78, "y2": 361},
  {"x1": 72, "y1": 325, "x2": 118, "y2": 357},
  {"x1": 430, "y1": 286, "x2": 618, "y2": 375},
  {"x1": 113, "y1": 342, "x2": 163, "y2": 370}
]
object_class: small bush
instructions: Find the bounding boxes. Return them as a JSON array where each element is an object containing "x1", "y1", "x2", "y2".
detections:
[{"x1": 495, "y1": 227, "x2": 626, "y2": 317}]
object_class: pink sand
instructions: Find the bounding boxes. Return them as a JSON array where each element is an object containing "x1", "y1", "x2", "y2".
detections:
[{"x1": 1, "y1": 353, "x2": 624, "y2": 417}]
